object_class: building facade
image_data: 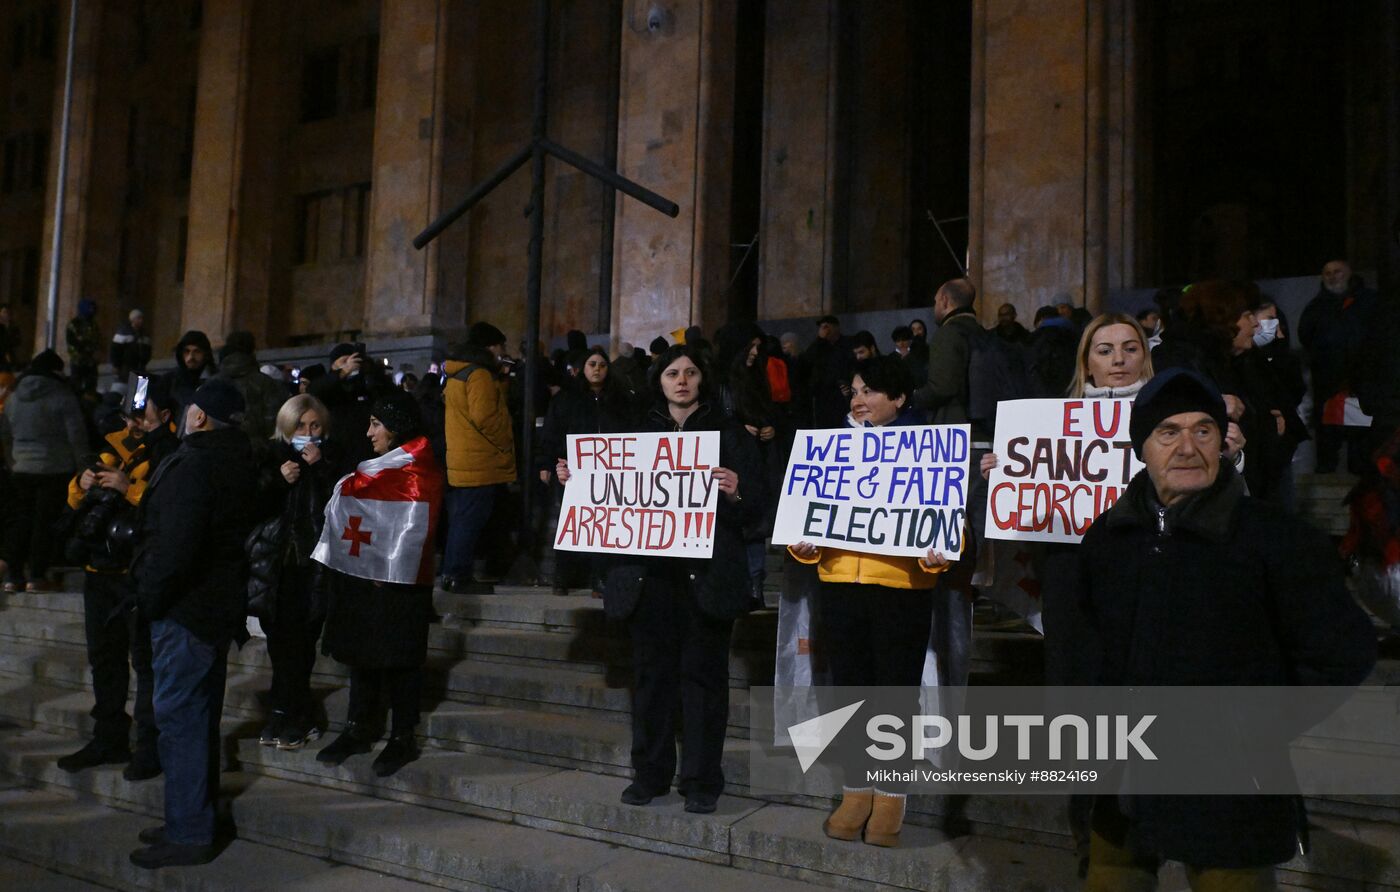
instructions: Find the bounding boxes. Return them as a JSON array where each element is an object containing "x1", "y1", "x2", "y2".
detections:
[{"x1": 2, "y1": 0, "x2": 1396, "y2": 363}]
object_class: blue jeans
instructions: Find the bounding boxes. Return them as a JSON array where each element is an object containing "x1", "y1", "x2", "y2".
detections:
[
  {"x1": 442, "y1": 485, "x2": 499, "y2": 580},
  {"x1": 150, "y1": 619, "x2": 228, "y2": 846}
]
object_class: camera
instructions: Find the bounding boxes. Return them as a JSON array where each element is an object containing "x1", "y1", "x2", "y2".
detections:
[{"x1": 67, "y1": 484, "x2": 136, "y2": 570}]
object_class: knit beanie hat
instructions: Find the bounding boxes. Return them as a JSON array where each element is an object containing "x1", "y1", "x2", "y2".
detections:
[
  {"x1": 1129, "y1": 368, "x2": 1228, "y2": 458},
  {"x1": 467, "y1": 322, "x2": 507, "y2": 349},
  {"x1": 370, "y1": 391, "x2": 424, "y2": 443},
  {"x1": 29, "y1": 349, "x2": 64, "y2": 376}
]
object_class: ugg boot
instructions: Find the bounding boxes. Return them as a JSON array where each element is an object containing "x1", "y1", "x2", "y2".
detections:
[
  {"x1": 863, "y1": 791, "x2": 906, "y2": 847},
  {"x1": 823, "y1": 787, "x2": 873, "y2": 841}
]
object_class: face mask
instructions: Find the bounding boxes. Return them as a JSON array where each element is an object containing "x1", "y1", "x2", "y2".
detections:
[
  {"x1": 1252, "y1": 318, "x2": 1279, "y2": 347},
  {"x1": 291, "y1": 435, "x2": 322, "y2": 452}
]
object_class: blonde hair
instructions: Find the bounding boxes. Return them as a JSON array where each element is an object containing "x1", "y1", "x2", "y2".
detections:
[
  {"x1": 273, "y1": 394, "x2": 330, "y2": 443},
  {"x1": 1068, "y1": 313, "x2": 1154, "y2": 397}
]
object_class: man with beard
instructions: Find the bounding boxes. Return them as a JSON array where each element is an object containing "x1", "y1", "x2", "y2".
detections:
[{"x1": 160, "y1": 331, "x2": 215, "y2": 418}]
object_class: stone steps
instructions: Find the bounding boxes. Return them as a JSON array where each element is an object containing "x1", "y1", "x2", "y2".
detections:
[
  {"x1": 0, "y1": 783, "x2": 444, "y2": 892},
  {"x1": 0, "y1": 726, "x2": 1080, "y2": 892}
]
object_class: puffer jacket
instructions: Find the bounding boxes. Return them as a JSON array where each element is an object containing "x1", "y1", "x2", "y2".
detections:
[
  {"x1": 0, "y1": 372, "x2": 88, "y2": 474},
  {"x1": 443, "y1": 348, "x2": 515, "y2": 487}
]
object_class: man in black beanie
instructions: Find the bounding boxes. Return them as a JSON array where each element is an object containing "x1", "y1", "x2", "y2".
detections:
[
  {"x1": 1073, "y1": 367, "x2": 1376, "y2": 886},
  {"x1": 441, "y1": 321, "x2": 515, "y2": 592},
  {"x1": 310, "y1": 341, "x2": 392, "y2": 466},
  {"x1": 129, "y1": 379, "x2": 257, "y2": 868}
]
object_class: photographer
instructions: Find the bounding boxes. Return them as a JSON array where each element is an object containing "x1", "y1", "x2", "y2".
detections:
[
  {"x1": 56, "y1": 376, "x2": 179, "y2": 781},
  {"x1": 310, "y1": 342, "x2": 392, "y2": 467}
]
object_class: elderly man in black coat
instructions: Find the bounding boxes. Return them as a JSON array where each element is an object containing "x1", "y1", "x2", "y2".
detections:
[
  {"x1": 128, "y1": 380, "x2": 258, "y2": 869},
  {"x1": 1076, "y1": 368, "x2": 1376, "y2": 889}
]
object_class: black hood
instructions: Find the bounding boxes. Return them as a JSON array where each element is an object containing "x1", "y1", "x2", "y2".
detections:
[{"x1": 173, "y1": 330, "x2": 215, "y2": 376}]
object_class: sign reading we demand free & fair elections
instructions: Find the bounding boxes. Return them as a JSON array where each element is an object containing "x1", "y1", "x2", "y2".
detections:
[
  {"x1": 554, "y1": 431, "x2": 721, "y2": 558},
  {"x1": 771, "y1": 424, "x2": 970, "y2": 559},
  {"x1": 985, "y1": 398, "x2": 1145, "y2": 545}
]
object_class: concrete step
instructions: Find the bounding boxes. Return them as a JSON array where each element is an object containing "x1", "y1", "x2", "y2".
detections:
[
  {"x1": 0, "y1": 784, "x2": 442, "y2": 892},
  {"x1": 0, "y1": 725, "x2": 1082, "y2": 892}
]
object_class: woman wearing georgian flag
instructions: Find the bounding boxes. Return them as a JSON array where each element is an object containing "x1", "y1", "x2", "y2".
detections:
[{"x1": 311, "y1": 391, "x2": 444, "y2": 777}]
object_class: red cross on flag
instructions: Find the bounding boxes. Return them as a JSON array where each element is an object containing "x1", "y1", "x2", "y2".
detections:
[{"x1": 312, "y1": 436, "x2": 444, "y2": 585}]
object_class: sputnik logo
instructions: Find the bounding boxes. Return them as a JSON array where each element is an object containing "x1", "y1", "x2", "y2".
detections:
[{"x1": 787, "y1": 700, "x2": 863, "y2": 773}]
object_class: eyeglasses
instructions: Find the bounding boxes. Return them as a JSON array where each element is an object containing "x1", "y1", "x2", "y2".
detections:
[{"x1": 1150, "y1": 421, "x2": 1220, "y2": 447}]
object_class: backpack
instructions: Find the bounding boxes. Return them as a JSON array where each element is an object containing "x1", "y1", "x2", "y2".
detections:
[{"x1": 965, "y1": 324, "x2": 1032, "y2": 433}]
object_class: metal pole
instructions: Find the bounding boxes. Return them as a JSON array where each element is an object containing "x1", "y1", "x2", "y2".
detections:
[
  {"x1": 412, "y1": 142, "x2": 532, "y2": 249},
  {"x1": 519, "y1": 0, "x2": 550, "y2": 573},
  {"x1": 44, "y1": 0, "x2": 80, "y2": 351}
]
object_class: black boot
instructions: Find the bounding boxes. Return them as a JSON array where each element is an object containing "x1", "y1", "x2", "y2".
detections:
[
  {"x1": 57, "y1": 739, "x2": 130, "y2": 773},
  {"x1": 372, "y1": 730, "x2": 419, "y2": 777},
  {"x1": 316, "y1": 723, "x2": 377, "y2": 765},
  {"x1": 122, "y1": 744, "x2": 161, "y2": 782},
  {"x1": 748, "y1": 579, "x2": 767, "y2": 611}
]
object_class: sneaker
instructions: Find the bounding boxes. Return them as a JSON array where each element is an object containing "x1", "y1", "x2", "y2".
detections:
[
  {"x1": 56, "y1": 739, "x2": 130, "y2": 773},
  {"x1": 123, "y1": 748, "x2": 162, "y2": 782},
  {"x1": 315, "y1": 726, "x2": 376, "y2": 765},
  {"x1": 276, "y1": 718, "x2": 322, "y2": 751},
  {"x1": 129, "y1": 841, "x2": 217, "y2": 869},
  {"x1": 25, "y1": 579, "x2": 52, "y2": 593},
  {"x1": 259, "y1": 711, "x2": 288, "y2": 747},
  {"x1": 371, "y1": 731, "x2": 420, "y2": 777}
]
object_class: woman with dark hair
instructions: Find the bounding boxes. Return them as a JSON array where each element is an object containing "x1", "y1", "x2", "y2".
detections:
[
  {"x1": 790, "y1": 354, "x2": 953, "y2": 848},
  {"x1": 1248, "y1": 298, "x2": 1309, "y2": 508},
  {"x1": 314, "y1": 392, "x2": 443, "y2": 777},
  {"x1": 1153, "y1": 279, "x2": 1281, "y2": 497},
  {"x1": 556, "y1": 344, "x2": 765, "y2": 814},
  {"x1": 538, "y1": 346, "x2": 637, "y2": 595}
]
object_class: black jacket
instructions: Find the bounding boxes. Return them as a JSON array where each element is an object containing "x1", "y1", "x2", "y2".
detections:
[
  {"x1": 1077, "y1": 465, "x2": 1376, "y2": 867},
  {"x1": 309, "y1": 363, "x2": 393, "y2": 468},
  {"x1": 536, "y1": 382, "x2": 637, "y2": 473},
  {"x1": 602, "y1": 401, "x2": 767, "y2": 621},
  {"x1": 134, "y1": 427, "x2": 258, "y2": 644}
]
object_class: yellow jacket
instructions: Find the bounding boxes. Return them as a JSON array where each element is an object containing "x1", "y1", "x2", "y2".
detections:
[
  {"x1": 67, "y1": 428, "x2": 159, "y2": 511},
  {"x1": 443, "y1": 358, "x2": 516, "y2": 487},
  {"x1": 788, "y1": 545, "x2": 949, "y2": 590}
]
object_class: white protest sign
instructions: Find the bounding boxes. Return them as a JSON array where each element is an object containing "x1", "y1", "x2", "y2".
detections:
[
  {"x1": 554, "y1": 431, "x2": 720, "y2": 557},
  {"x1": 985, "y1": 398, "x2": 1144, "y2": 544},
  {"x1": 771, "y1": 424, "x2": 970, "y2": 559}
]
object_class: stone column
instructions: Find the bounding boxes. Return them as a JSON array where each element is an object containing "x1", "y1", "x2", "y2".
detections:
[
  {"x1": 611, "y1": 0, "x2": 736, "y2": 348},
  {"x1": 756, "y1": 0, "x2": 838, "y2": 319},
  {"x1": 181, "y1": 0, "x2": 253, "y2": 341},
  {"x1": 34, "y1": 0, "x2": 104, "y2": 351},
  {"x1": 363, "y1": 0, "x2": 469, "y2": 340},
  {"x1": 967, "y1": 0, "x2": 1129, "y2": 322}
]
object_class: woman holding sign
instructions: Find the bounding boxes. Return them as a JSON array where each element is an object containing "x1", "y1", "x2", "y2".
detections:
[
  {"x1": 789, "y1": 355, "x2": 953, "y2": 848},
  {"x1": 557, "y1": 344, "x2": 764, "y2": 815}
]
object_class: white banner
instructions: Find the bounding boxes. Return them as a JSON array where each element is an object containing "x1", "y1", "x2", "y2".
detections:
[
  {"x1": 985, "y1": 398, "x2": 1144, "y2": 545},
  {"x1": 770, "y1": 424, "x2": 970, "y2": 559},
  {"x1": 554, "y1": 431, "x2": 720, "y2": 557}
]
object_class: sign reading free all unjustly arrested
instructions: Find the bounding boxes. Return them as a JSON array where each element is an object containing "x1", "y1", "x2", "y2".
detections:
[
  {"x1": 770, "y1": 425, "x2": 970, "y2": 559},
  {"x1": 555, "y1": 431, "x2": 721, "y2": 558}
]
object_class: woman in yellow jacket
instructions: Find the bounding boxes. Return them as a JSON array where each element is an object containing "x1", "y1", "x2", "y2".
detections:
[{"x1": 789, "y1": 354, "x2": 953, "y2": 848}]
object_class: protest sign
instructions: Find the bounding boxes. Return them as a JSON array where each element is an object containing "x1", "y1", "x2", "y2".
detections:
[
  {"x1": 770, "y1": 425, "x2": 970, "y2": 559},
  {"x1": 985, "y1": 398, "x2": 1144, "y2": 544},
  {"x1": 554, "y1": 431, "x2": 720, "y2": 558}
]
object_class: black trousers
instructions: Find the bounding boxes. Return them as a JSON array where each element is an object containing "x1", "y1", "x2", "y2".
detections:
[
  {"x1": 627, "y1": 577, "x2": 734, "y2": 796},
  {"x1": 82, "y1": 571, "x2": 156, "y2": 752},
  {"x1": 2, "y1": 472, "x2": 69, "y2": 584},
  {"x1": 262, "y1": 568, "x2": 324, "y2": 720},
  {"x1": 347, "y1": 666, "x2": 422, "y2": 734},
  {"x1": 819, "y1": 582, "x2": 934, "y2": 791}
]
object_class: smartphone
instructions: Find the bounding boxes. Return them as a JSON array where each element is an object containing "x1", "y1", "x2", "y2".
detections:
[
  {"x1": 291, "y1": 367, "x2": 302, "y2": 383},
  {"x1": 124, "y1": 373, "x2": 150, "y2": 416}
]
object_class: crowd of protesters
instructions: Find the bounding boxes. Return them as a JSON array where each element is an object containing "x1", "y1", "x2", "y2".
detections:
[{"x1": 0, "y1": 253, "x2": 1395, "y2": 883}]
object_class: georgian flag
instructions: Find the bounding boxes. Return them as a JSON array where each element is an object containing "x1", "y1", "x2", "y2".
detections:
[{"x1": 312, "y1": 436, "x2": 444, "y2": 586}]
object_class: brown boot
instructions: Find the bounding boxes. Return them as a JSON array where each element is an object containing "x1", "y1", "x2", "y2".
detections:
[
  {"x1": 863, "y1": 791, "x2": 906, "y2": 847},
  {"x1": 822, "y1": 788, "x2": 873, "y2": 841}
]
